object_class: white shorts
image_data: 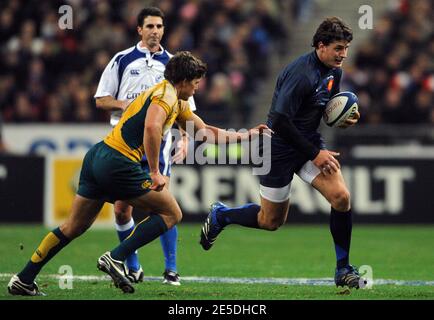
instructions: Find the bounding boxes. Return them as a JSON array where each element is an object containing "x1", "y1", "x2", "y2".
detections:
[{"x1": 259, "y1": 160, "x2": 321, "y2": 203}]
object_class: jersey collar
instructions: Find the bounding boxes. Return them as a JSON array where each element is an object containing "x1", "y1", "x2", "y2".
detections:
[
  {"x1": 312, "y1": 50, "x2": 334, "y2": 73},
  {"x1": 136, "y1": 41, "x2": 166, "y2": 56}
]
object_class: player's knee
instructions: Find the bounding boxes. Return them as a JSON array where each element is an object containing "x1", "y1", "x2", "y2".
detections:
[
  {"x1": 114, "y1": 201, "x2": 132, "y2": 224},
  {"x1": 114, "y1": 210, "x2": 132, "y2": 225},
  {"x1": 164, "y1": 210, "x2": 182, "y2": 229},
  {"x1": 173, "y1": 210, "x2": 182, "y2": 224},
  {"x1": 262, "y1": 222, "x2": 281, "y2": 231},
  {"x1": 258, "y1": 208, "x2": 286, "y2": 231},
  {"x1": 258, "y1": 216, "x2": 284, "y2": 231},
  {"x1": 60, "y1": 221, "x2": 88, "y2": 239},
  {"x1": 330, "y1": 189, "x2": 351, "y2": 211}
]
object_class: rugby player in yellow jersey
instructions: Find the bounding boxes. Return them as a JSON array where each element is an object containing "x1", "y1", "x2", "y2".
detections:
[{"x1": 8, "y1": 51, "x2": 269, "y2": 295}]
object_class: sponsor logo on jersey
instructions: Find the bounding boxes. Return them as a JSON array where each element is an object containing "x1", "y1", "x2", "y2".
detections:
[
  {"x1": 130, "y1": 69, "x2": 140, "y2": 76},
  {"x1": 126, "y1": 92, "x2": 141, "y2": 99},
  {"x1": 141, "y1": 180, "x2": 152, "y2": 189}
]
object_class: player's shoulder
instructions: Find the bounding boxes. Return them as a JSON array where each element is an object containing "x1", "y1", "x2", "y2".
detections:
[
  {"x1": 294, "y1": 51, "x2": 325, "y2": 85},
  {"x1": 285, "y1": 52, "x2": 313, "y2": 70},
  {"x1": 279, "y1": 54, "x2": 314, "y2": 86},
  {"x1": 152, "y1": 80, "x2": 178, "y2": 104}
]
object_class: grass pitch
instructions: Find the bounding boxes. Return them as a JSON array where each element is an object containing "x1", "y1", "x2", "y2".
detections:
[{"x1": 1, "y1": 224, "x2": 433, "y2": 300}]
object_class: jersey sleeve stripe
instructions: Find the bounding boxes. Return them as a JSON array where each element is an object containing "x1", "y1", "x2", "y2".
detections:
[{"x1": 151, "y1": 98, "x2": 171, "y2": 115}]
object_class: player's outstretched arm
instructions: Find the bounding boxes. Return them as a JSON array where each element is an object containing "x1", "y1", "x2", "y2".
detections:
[
  {"x1": 177, "y1": 113, "x2": 270, "y2": 144},
  {"x1": 95, "y1": 95, "x2": 131, "y2": 112}
]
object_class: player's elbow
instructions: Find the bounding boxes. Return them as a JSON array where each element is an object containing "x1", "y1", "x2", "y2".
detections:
[{"x1": 145, "y1": 123, "x2": 162, "y2": 136}]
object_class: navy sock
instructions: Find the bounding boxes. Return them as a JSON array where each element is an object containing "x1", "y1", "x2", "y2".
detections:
[
  {"x1": 18, "y1": 227, "x2": 70, "y2": 284},
  {"x1": 217, "y1": 203, "x2": 261, "y2": 229},
  {"x1": 111, "y1": 214, "x2": 168, "y2": 261},
  {"x1": 329, "y1": 208, "x2": 352, "y2": 269}
]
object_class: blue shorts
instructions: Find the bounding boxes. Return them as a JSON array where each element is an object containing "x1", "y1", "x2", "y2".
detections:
[{"x1": 258, "y1": 134, "x2": 325, "y2": 188}]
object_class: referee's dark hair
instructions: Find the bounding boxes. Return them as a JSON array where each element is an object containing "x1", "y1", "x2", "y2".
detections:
[
  {"x1": 137, "y1": 7, "x2": 165, "y2": 27},
  {"x1": 312, "y1": 17, "x2": 353, "y2": 48},
  {"x1": 164, "y1": 51, "x2": 207, "y2": 84}
]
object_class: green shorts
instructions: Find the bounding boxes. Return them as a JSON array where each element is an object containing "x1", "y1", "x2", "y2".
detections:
[{"x1": 77, "y1": 141, "x2": 152, "y2": 202}]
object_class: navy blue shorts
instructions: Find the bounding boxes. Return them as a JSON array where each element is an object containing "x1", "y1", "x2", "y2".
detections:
[
  {"x1": 77, "y1": 142, "x2": 152, "y2": 203},
  {"x1": 258, "y1": 134, "x2": 325, "y2": 188}
]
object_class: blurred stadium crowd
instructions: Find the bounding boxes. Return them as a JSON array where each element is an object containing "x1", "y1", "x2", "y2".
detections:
[
  {"x1": 0, "y1": 0, "x2": 432, "y2": 129},
  {"x1": 342, "y1": 0, "x2": 434, "y2": 124},
  {"x1": 0, "y1": 0, "x2": 288, "y2": 127}
]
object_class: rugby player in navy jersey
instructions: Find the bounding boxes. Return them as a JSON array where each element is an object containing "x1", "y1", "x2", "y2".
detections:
[{"x1": 200, "y1": 17, "x2": 363, "y2": 288}]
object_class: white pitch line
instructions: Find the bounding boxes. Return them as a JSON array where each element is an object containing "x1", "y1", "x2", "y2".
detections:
[{"x1": 1, "y1": 273, "x2": 433, "y2": 286}]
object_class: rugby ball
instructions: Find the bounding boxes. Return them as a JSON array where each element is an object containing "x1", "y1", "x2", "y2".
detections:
[{"x1": 323, "y1": 91, "x2": 358, "y2": 127}]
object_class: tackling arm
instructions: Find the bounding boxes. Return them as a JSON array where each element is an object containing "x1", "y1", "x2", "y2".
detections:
[{"x1": 177, "y1": 113, "x2": 268, "y2": 144}]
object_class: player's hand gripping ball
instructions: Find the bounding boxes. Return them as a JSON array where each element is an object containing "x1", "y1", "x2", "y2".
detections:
[{"x1": 323, "y1": 91, "x2": 358, "y2": 127}]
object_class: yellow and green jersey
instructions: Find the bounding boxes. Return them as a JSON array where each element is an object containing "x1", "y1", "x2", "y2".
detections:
[{"x1": 104, "y1": 80, "x2": 193, "y2": 162}]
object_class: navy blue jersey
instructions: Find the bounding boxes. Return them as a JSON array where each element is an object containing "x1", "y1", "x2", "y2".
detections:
[{"x1": 267, "y1": 51, "x2": 342, "y2": 141}]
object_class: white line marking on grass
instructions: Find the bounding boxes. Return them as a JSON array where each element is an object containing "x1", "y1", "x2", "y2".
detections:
[{"x1": 1, "y1": 273, "x2": 433, "y2": 286}]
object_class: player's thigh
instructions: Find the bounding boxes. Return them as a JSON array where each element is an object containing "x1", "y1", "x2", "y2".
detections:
[
  {"x1": 115, "y1": 175, "x2": 171, "y2": 215},
  {"x1": 114, "y1": 200, "x2": 133, "y2": 215},
  {"x1": 260, "y1": 196, "x2": 290, "y2": 222},
  {"x1": 258, "y1": 184, "x2": 291, "y2": 229},
  {"x1": 125, "y1": 187, "x2": 181, "y2": 228},
  {"x1": 311, "y1": 169, "x2": 350, "y2": 209},
  {"x1": 61, "y1": 195, "x2": 105, "y2": 238}
]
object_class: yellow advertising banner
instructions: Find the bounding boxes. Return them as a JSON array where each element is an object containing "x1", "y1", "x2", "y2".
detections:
[{"x1": 45, "y1": 156, "x2": 113, "y2": 227}]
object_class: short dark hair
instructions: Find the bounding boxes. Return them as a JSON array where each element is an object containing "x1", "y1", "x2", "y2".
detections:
[
  {"x1": 164, "y1": 51, "x2": 207, "y2": 84},
  {"x1": 312, "y1": 17, "x2": 353, "y2": 48},
  {"x1": 137, "y1": 7, "x2": 164, "y2": 27}
]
